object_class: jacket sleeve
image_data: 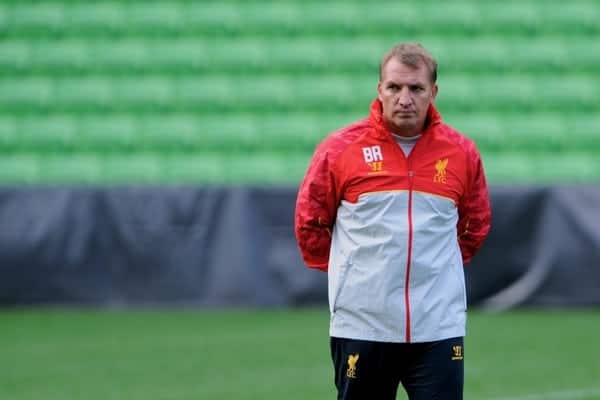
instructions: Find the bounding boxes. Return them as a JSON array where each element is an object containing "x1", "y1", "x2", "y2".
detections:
[
  {"x1": 294, "y1": 143, "x2": 340, "y2": 271},
  {"x1": 457, "y1": 144, "x2": 492, "y2": 264}
]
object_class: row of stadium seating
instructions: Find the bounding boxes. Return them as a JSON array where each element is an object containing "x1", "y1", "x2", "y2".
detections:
[
  {"x1": 2, "y1": 37, "x2": 599, "y2": 74},
  {"x1": 1, "y1": 0, "x2": 598, "y2": 183},
  {"x1": 1, "y1": 152, "x2": 598, "y2": 184},
  {"x1": 0, "y1": 112, "x2": 598, "y2": 153},
  {"x1": 1, "y1": 75, "x2": 597, "y2": 112},
  {"x1": 1, "y1": 1, "x2": 598, "y2": 36}
]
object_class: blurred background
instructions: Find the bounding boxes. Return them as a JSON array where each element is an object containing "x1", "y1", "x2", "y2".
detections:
[{"x1": 1, "y1": 1, "x2": 599, "y2": 399}]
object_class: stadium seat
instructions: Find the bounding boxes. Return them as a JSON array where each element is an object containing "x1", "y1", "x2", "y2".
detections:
[
  {"x1": 0, "y1": 40, "x2": 31, "y2": 72},
  {"x1": 0, "y1": 78, "x2": 54, "y2": 112},
  {"x1": 0, "y1": 154, "x2": 43, "y2": 184},
  {"x1": 0, "y1": 116, "x2": 18, "y2": 150},
  {"x1": 78, "y1": 115, "x2": 138, "y2": 151},
  {"x1": 65, "y1": 2, "x2": 125, "y2": 32},
  {"x1": 19, "y1": 115, "x2": 78, "y2": 151},
  {"x1": 5, "y1": 3, "x2": 66, "y2": 33}
]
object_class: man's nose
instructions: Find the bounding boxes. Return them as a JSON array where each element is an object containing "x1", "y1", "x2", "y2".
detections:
[{"x1": 395, "y1": 87, "x2": 412, "y2": 106}]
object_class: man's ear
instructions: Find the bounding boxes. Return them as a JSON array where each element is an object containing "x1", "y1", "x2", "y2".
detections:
[
  {"x1": 431, "y1": 83, "x2": 438, "y2": 100},
  {"x1": 377, "y1": 81, "x2": 383, "y2": 102}
]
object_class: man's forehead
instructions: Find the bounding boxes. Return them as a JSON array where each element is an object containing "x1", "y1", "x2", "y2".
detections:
[
  {"x1": 381, "y1": 70, "x2": 429, "y2": 85},
  {"x1": 381, "y1": 58, "x2": 430, "y2": 83}
]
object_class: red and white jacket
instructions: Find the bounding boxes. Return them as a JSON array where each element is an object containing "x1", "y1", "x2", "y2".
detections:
[{"x1": 295, "y1": 99, "x2": 491, "y2": 343}]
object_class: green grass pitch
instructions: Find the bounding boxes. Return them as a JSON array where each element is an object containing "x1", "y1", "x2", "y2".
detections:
[{"x1": 1, "y1": 308, "x2": 599, "y2": 399}]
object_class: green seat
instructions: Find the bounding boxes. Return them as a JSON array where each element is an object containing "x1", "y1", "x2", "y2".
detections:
[
  {"x1": 65, "y1": 2, "x2": 126, "y2": 33},
  {"x1": 54, "y1": 78, "x2": 113, "y2": 111},
  {"x1": 124, "y1": 3, "x2": 184, "y2": 33},
  {"x1": 138, "y1": 40, "x2": 207, "y2": 71},
  {"x1": 0, "y1": 115, "x2": 18, "y2": 151},
  {"x1": 138, "y1": 115, "x2": 200, "y2": 151},
  {"x1": 112, "y1": 78, "x2": 174, "y2": 110},
  {"x1": 19, "y1": 115, "x2": 77, "y2": 151},
  {"x1": 0, "y1": 78, "x2": 53, "y2": 111},
  {"x1": 0, "y1": 154, "x2": 43, "y2": 184},
  {"x1": 32, "y1": 40, "x2": 89, "y2": 71},
  {"x1": 0, "y1": 40, "x2": 31, "y2": 72},
  {"x1": 6, "y1": 3, "x2": 66, "y2": 33},
  {"x1": 91, "y1": 40, "x2": 149, "y2": 71},
  {"x1": 99, "y1": 154, "x2": 167, "y2": 183},
  {"x1": 78, "y1": 115, "x2": 138, "y2": 151},
  {"x1": 483, "y1": 152, "x2": 600, "y2": 183},
  {"x1": 0, "y1": 154, "x2": 103, "y2": 184}
]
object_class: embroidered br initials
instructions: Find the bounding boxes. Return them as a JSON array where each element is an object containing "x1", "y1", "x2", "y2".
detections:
[{"x1": 362, "y1": 146, "x2": 383, "y2": 163}]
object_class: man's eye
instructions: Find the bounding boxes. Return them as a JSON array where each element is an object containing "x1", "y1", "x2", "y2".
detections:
[{"x1": 411, "y1": 86, "x2": 424, "y2": 92}]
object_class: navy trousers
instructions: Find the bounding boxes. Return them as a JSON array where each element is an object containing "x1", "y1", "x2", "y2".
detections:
[{"x1": 331, "y1": 336, "x2": 464, "y2": 400}]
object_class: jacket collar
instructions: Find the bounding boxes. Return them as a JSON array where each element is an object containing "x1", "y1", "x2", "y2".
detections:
[{"x1": 369, "y1": 99, "x2": 442, "y2": 139}]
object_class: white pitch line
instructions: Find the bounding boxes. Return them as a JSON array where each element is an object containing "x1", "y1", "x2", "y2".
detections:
[{"x1": 487, "y1": 387, "x2": 600, "y2": 400}]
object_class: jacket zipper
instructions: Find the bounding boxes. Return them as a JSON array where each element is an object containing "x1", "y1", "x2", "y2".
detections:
[
  {"x1": 386, "y1": 131, "x2": 422, "y2": 343},
  {"x1": 405, "y1": 168, "x2": 414, "y2": 343}
]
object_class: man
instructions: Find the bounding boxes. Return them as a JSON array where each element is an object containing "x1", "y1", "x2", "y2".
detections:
[{"x1": 294, "y1": 43, "x2": 491, "y2": 399}]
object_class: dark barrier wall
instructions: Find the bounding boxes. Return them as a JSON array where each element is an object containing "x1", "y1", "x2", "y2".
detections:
[{"x1": 1, "y1": 186, "x2": 599, "y2": 309}]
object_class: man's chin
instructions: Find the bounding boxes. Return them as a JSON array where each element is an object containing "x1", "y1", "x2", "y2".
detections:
[{"x1": 392, "y1": 119, "x2": 417, "y2": 133}]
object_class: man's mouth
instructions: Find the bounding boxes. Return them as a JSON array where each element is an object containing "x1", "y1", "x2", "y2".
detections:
[{"x1": 394, "y1": 111, "x2": 415, "y2": 117}]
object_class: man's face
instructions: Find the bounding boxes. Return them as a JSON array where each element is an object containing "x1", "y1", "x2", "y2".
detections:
[{"x1": 377, "y1": 58, "x2": 438, "y2": 137}]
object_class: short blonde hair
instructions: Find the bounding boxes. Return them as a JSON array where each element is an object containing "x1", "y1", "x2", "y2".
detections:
[{"x1": 379, "y1": 43, "x2": 438, "y2": 83}]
